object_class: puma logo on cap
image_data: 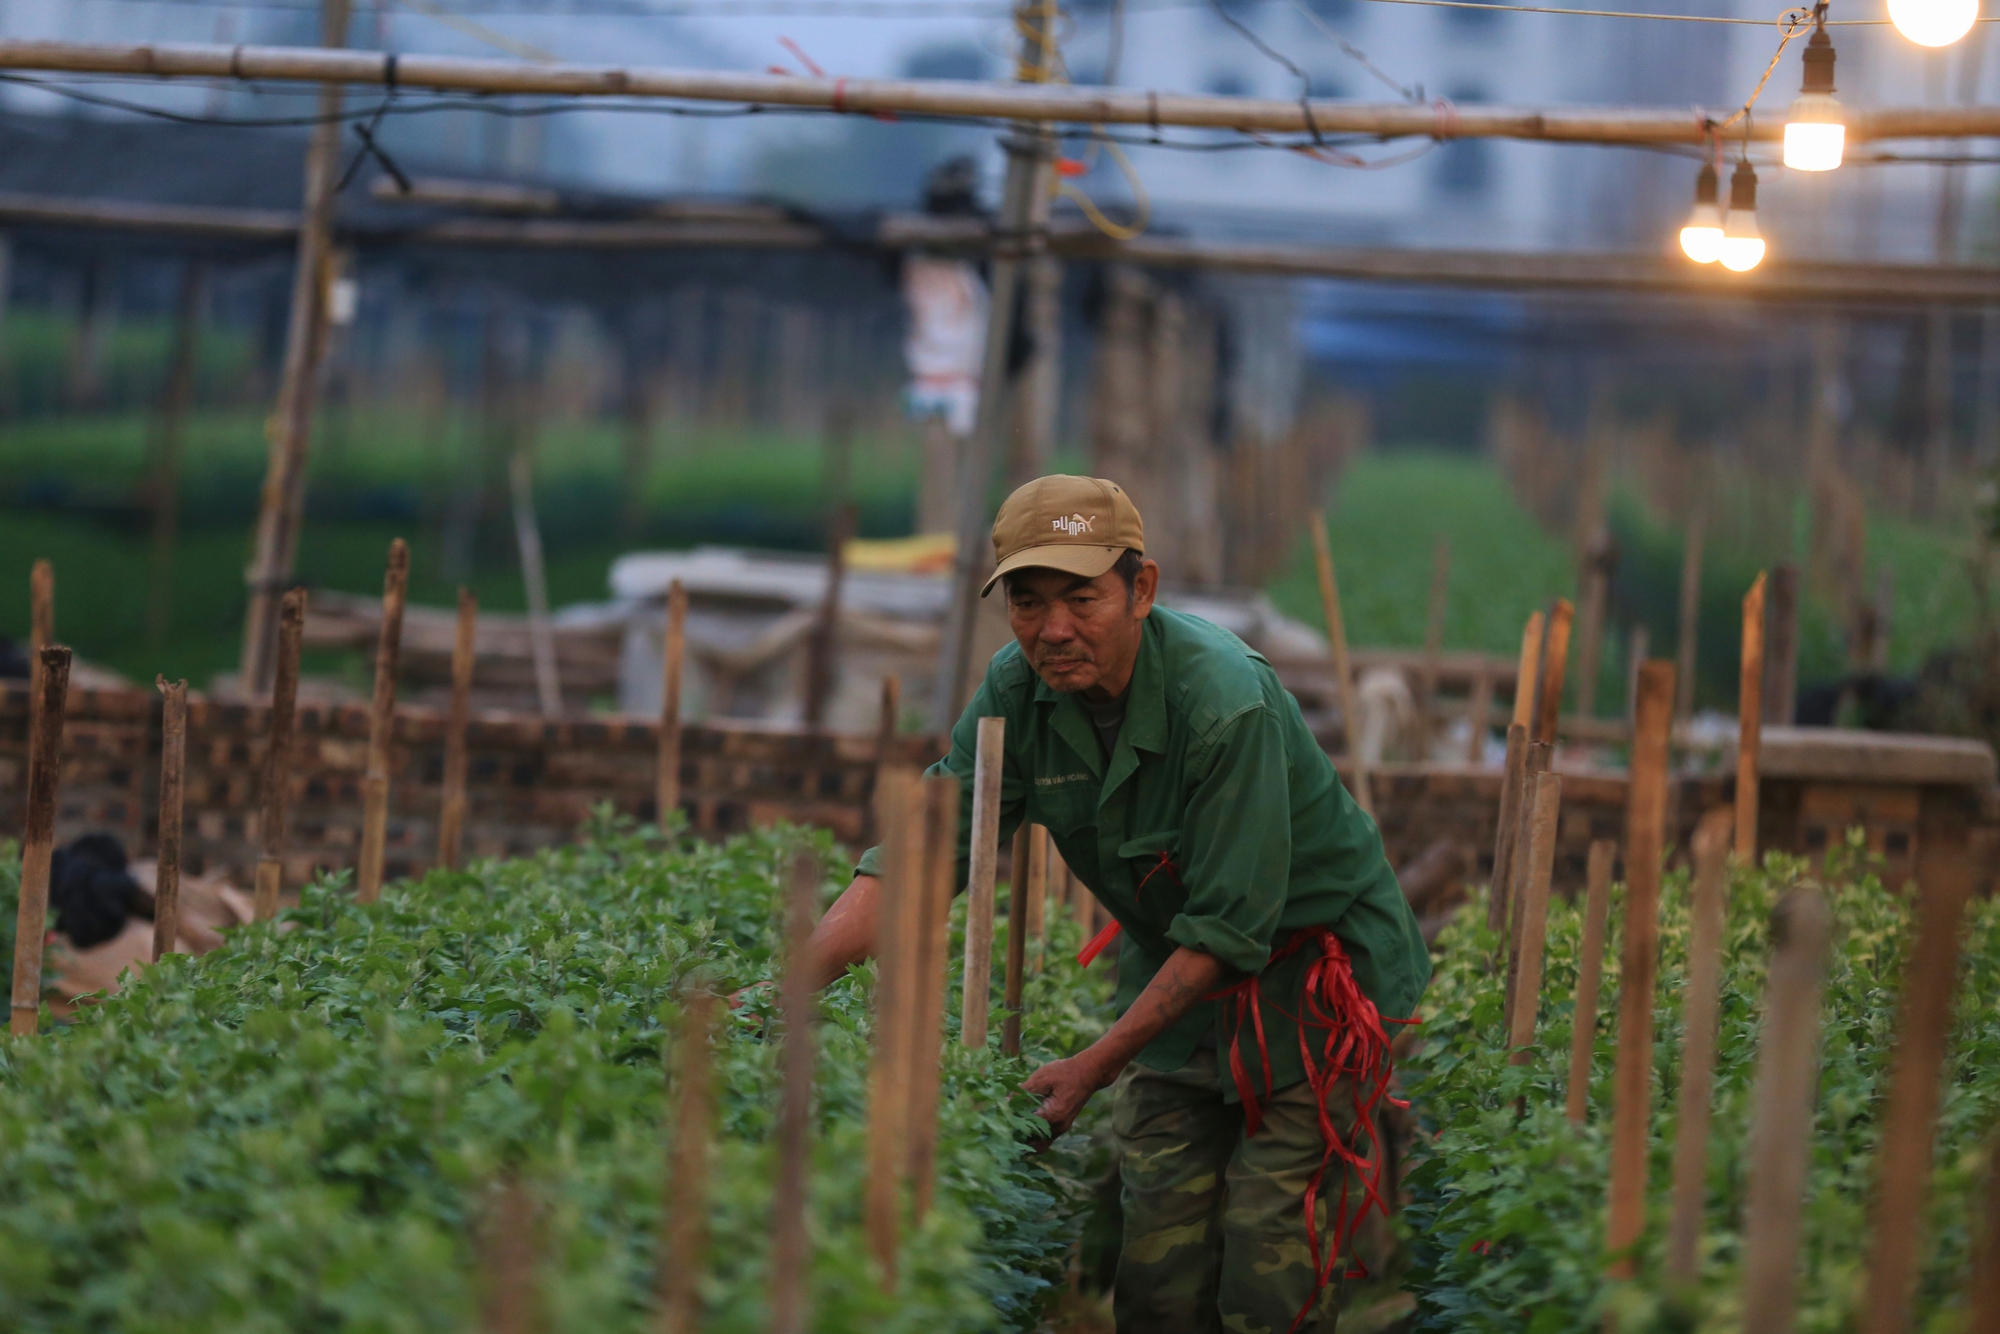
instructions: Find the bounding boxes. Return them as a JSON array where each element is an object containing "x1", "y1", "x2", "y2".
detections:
[{"x1": 1053, "y1": 513, "x2": 1096, "y2": 537}]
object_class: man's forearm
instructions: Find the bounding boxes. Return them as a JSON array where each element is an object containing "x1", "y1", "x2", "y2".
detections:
[
  {"x1": 802, "y1": 873, "x2": 880, "y2": 990},
  {"x1": 1080, "y1": 946, "x2": 1229, "y2": 1082}
]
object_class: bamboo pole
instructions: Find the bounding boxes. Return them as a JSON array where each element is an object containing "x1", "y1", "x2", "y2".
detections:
[
  {"x1": 1674, "y1": 510, "x2": 1706, "y2": 721},
  {"x1": 1739, "y1": 887, "x2": 1834, "y2": 1334},
  {"x1": 10, "y1": 645, "x2": 70, "y2": 1037},
  {"x1": 438, "y1": 588, "x2": 477, "y2": 871},
  {"x1": 1737, "y1": 573, "x2": 1767, "y2": 864},
  {"x1": 1002, "y1": 823, "x2": 1030, "y2": 1056},
  {"x1": 864, "y1": 765, "x2": 921, "y2": 1285},
  {"x1": 659, "y1": 990, "x2": 718, "y2": 1334},
  {"x1": 769, "y1": 848, "x2": 820, "y2": 1334},
  {"x1": 1487, "y1": 723, "x2": 1529, "y2": 935},
  {"x1": 27, "y1": 557, "x2": 50, "y2": 762},
  {"x1": 12, "y1": 39, "x2": 2000, "y2": 144},
  {"x1": 961, "y1": 717, "x2": 1005, "y2": 1049},
  {"x1": 1665, "y1": 808, "x2": 1735, "y2": 1282},
  {"x1": 238, "y1": 0, "x2": 351, "y2": 692},
  {"x1": 1575, "y1": 539, "x2": 1611, "y2": 721},
  {"x1": 1605, "y1": 659, "x2": 1675, "y2": 1279},
  {"x1": 908, "y1": 772, "x2": 959, "y2": 1220},
  {"x1": 1859, "y1": 818, "x2": 1981, "y2": 1334},
  {"x1": 1309, "y1": 509, "x2": 1372, "y2": 817},
  {"x1": 1465, "y1": 666, "x2": 1494, "y2": 765},
  {"x1": 1565, "y1": 839, "x2": 1616, "y2": 1125},
  {"x1": 1513, "y1": 610, "x2": 1546, "y2": 732},
  {"x1": 481, "y1": 1176, "x2": 539, "y2": 1334},
  {"x1": 804, "y1": 502, "x2": 857, "y2": 729},
  {"x1": 1534, "y1": 597, "x2": 1575, "y2": 748},
  {"x1": 1967, "y1": 1140, "x2": 2000, "y2": 1332},
  {"x1": 657, "y1": 579, "x2": 688, "y2": 827},
  {"x1": 356, "y1": 538, "x2": 410, "y2": 905},
  {"x1": 1419, "y1": 536, "x2": 1450, "y2": 755},
  {"x1": 1762, "y1": 562, "x2": 1800, "y2": 729},
  {"x1": 1505, "y1": 770, "x2": 1563, "y2": 1064},
  {"x1": 863, "y1": 673, "x2": 900, "y2": 846},
  {"x1": 509, "y1": 453, "x2": 562, "y2": 718},
  {"x1": 254, "y1": 589, "x2": 306, "y2": 922},
  {"x1": 1502, "y1": 739, "x2": 1552, "y2": 1036},
  {"x1": 153, "y1": 676, "x2": 188, "y2": 963}
]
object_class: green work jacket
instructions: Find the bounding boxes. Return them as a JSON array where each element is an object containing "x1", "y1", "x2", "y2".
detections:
[{"x1": 858, "y1": 606, "x2": 1431, "y2": 1096}]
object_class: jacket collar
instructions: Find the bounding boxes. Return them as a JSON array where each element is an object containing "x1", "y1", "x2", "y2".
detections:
[{"x1": 1030, "y1": 612, "x2": 1169, "y2": 781}]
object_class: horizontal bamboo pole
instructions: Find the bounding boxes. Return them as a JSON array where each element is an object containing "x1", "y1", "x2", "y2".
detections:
[{"x1": 9, "y1": 39, "x2": 2000, "y2": 142}]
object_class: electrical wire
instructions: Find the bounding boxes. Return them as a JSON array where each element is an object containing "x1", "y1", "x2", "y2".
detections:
[{"x1": 1289, "y1": 0, "x2": 1419, "y2": 102}]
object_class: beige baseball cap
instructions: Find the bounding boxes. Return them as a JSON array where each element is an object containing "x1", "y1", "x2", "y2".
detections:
[{"x1": 980, "y1": 475, "x2": 1146, "y2": 596}]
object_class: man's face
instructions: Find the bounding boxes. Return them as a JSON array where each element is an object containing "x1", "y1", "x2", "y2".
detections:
[{"x1": 1004, "y1": 559, "x2": 1159, "y2": 696}]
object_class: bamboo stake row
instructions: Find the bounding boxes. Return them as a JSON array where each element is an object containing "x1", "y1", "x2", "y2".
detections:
[
  {"x1": 153, "y1": 676, "x2": 188, "y2": 963},
  {"x1": 10, "y1": 645, "x2": 70, "y2": 1038},
  {"x1": 356, "y1": 538, "x2": 409, "y2": 905},
  {"x1": 253, "y1": 588, "x2": 306, "y2": 923}
]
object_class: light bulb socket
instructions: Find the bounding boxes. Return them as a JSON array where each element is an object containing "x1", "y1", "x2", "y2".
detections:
[
  {"x1": 1729, "y1": 159, "x2": 1759, "y2": 212},
  {"x1": 1694, "y1": 161, "x2": 1719, "y2": 205},
  {"x1": 1802, "y1": 26, "x2": 1836, "y2": 95}
]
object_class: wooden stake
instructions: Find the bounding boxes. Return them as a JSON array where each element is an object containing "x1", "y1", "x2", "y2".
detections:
[
  {"x1": 10, "y1": 645, "x2": 69, "y2": 1037},
  {"x1": 1419, "y1": 536, "x2": 1450, "y2": 754},
  {"x1": 1487, "y1": 723, "x2": 1529, "y2": 934},
  {"x1": 1002, "y1": 823, "x2": 1031, "y2": 1056},
  {"x1": 1576, "y1": 536, "x2": 1612, "y2": 721},
  {"x1": 961, "y1": 717, "x2": 1005, "y2": 1049},
  {"x1": 1739, "y1": 887, "x2": 1833, "y2": 1334},
  {"x1": 356, "y1": 538, "x2": 410, "y2": 906},
  {"x1": 438, "y1": 587, "x2": 477, "y2": 871},
  {"x1": 1534, "y1": 596, "x2": 1574, "y2": 747},
  {"x1": 804, "y1": 501, "x2": 858, "y2": 729},
  {"x1": 864, "y1": 765, "x2": 921, "y2": 1285},
  {"x1": 1606, "y1": 659, "x2": 1675, "y2": 1278},
  {"x1": 907, "y1": 772, "x2": 958, "y2": 1220},
  {"x1": 1310, "y1": 509, "x2": 1373, "y2": 817},
  {"x1": 657, "y1": 578, "x2": 688, "y2": 828},
  {"x1": 480, "y1": 1176, "x2": 539, "y2": 1334},
  {"x1": 1512, "y1": 609, "x2": 1546, "y2": 733},
  {"x1": 153, "y1": 676, "x2": 188, "y2": 963},
  {"x1": 254, "y1": 589, "x2": 306, "y2": 923},
  {"x1": 1666, "y1": 808, "x2": 1735, "y2": 1282},
  {"x1": 659, "y1": 990, "x2": 718, "y2": 1334},
  {"x1": 1737, "y1": 573, "x2": 1767, "y2": 864},
  {"x1": 27, "y1": 558, "x2": 50, "y2": 762},
  {"x1": 1505, "y1": 770, "x2": 1563, "y2": 1064},
  {"x1": 863, "y1": 673, "x2": 899, "y2": 846},
  {"x1": 1859, "y1": 818, "x2": 1981, "y2": 1334},
  {"x1": 1966, "y1": 1140, "x2": 2000, "y2": 1332},
  {"x1": 1502, "y1": 740, "x2": 1552, "y2": 1036},
  {"x1": 769, "y1": 849, "x2": 820, "y2": 1334},
  {"x1": 1565, "y1": 839, "x2": 1616, "y2": 1124},
  {"x1": 509, "y1": 452, "x2": 562, "y2": 718},
  {"x1": 1465, "y1": 666, "x2": 1494, "y2": 765},
  {"x1": 1674, "y1": 509, "x2": 1706, "y2": 721},
  {"x1": 1762, "y1": 562, "x2": 1800, "y2": 728}
]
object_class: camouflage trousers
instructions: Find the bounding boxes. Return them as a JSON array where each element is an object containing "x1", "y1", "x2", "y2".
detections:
[{"x1": 1111, "y1": 1045, "x2": 1362, "y2": 1334}]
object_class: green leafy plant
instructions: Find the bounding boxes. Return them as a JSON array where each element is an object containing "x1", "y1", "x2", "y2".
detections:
[
  {"x1": 1402, "y1": 832, "x2": 2000, "y2": 1333},
  {"x1": 0, "y1": 820, "x2": 1115, "y2": 1333}
]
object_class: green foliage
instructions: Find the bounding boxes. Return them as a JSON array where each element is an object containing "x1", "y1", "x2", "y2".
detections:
[
  {"x1": 0, "y1": 820, "x2": 1115, "y2": 1332},
  {"x1": 1402, "y1": 834, "x2": 2000, "y2": 1333}
]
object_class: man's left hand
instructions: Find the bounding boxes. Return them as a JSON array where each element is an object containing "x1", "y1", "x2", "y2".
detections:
[{"x1": 1024, "y1": 1052, "x2": 1112, "y2": 1136}]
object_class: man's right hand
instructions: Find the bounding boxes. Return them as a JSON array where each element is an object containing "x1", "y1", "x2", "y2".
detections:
[{"x1": 801, "y1": 872, "x2": 882, "y2": 990}]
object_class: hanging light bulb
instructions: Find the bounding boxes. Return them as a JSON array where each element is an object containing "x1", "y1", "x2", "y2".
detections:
[
  {"x1": 1783, "y1": 24, "x2": 1845, "y2": 171},
  {"x1": 1679, "y1": 161, "x2": 1724, "y2": 263},
  {"x1": 1719, "y1": 159, "x2": 1767, "y2": 272},
  {"x1": 1888, "y1": 0, "x2": 1978, "y2": 46}
]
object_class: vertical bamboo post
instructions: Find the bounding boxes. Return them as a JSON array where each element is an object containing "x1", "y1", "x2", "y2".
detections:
[
  {"x1": 1002, "y1": 823, "x2": 1031, "y2": 1056},
  {"x1": 1487, "y1": 723, "x2": 1529, "y2": 934},
  {"x1": 1739, "y1": 887, "x2": 1834, "y2": 1334},
  {"x1": 864, "y1": 765, "x2": 921, "y2": 1285},
  {"x1": 1309, "y1": 509, "x2": 1373, "y2": 817},
  {"x1": 1762, "y1": 562, "x2": 1800, "y2": 728},
  {"x1": 481, "y1": 1176, "x2": 539, "y2": 1334},
  {"x1": 1505, "y1": 770, "x2": 1563, "y2": 1064},
  {"x1": 961, "y1": 717, "x2": 1005, "y2": 1049},
  {"x1": 438, "y1": 588, "x2": 477, "y2": 871},
  {"x1": 356, "y1": 538, "x2": 409, "y2": 905},
  {"x1": 908, "y1": 772, "x2": 959, "y2": 1220},
  {"x1": 862, "y1": 673, "x2": 901, "y2": 846},
  {"x1": 153, "y1": 676, "x2": 188, "y2": 963},
  {"x1": 1606, "y1": 659, "x2": 1675, "y2": 1278},
  {"x1": 1576, "y1": 538, "x2": 1611, "y2": 721},
  {"x1": 27, "y1": 558, "x2": 51, "y2": 759},
  {"x1": 1966, "y1": 1140, "x2": 2000, "y2": 1331},
  {"x1": 10, "y1": 645, "x2": 70, "y2": 1037},
  {"x1": 1513, "y1": 609, "x2": 1546, "y2": 734},
  {"x1": 1465, "y1": 666, "x2": 1494, "y2": 765},
  {"x1": 1665, "y1": 808, "x2": 1735, "y2": 1282},
  {"x1": 1737, "y1": 573, "x2": 1767, "y2": 864},
  {"x1": 1502, "y1": 739, "x2": 1552, "y2": 1036},
  {"x1": 659, "y1": 990, "x2": 718, "y2": 1334},
  {"x1": 1534, "y1": 596, "x2": 1574, "y2": 747},
  {"x1": 1565, "y1": 839, "x2": 1616, "y2": 1124},
  {"x1": 804, "y1": 502, "x2": 858, "y2": 729},
  {"x1": 509, "y1": 452, "x2": 563, "y2": 718},
  {"x1": 254, "y1": 589, "x2": 306, "y2": 922},
  {"x1": 1859, "y1": 818, "x2": 1981, "y2": 1334},
  {"x1": 769, "y1": 848, "x2": 820, "y2": 1334},
  {"x1": 656, "y1": 579, "x2": 687, "y2": 828},
  {"x1": 1419, "y1": 536, "x2": 1450, "y2": 754},
  {"x1": 1674, "y1": 509, "x2": 1706, "y2": 720}
]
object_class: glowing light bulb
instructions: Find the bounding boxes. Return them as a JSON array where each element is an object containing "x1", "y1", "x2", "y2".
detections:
[
  {"x1": 1679, "y1": 162, "x2": 1723, "y2": 263},
  {"x1": 1889, "y1": 0, "x2": 1978, "y2": 45},
  {"x1": 1719, "y1": 160, "x2": 1766, "y2": 273},
  {"x1": 1783, "y1": 28, "x2": 1844, "y2": 172}
]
